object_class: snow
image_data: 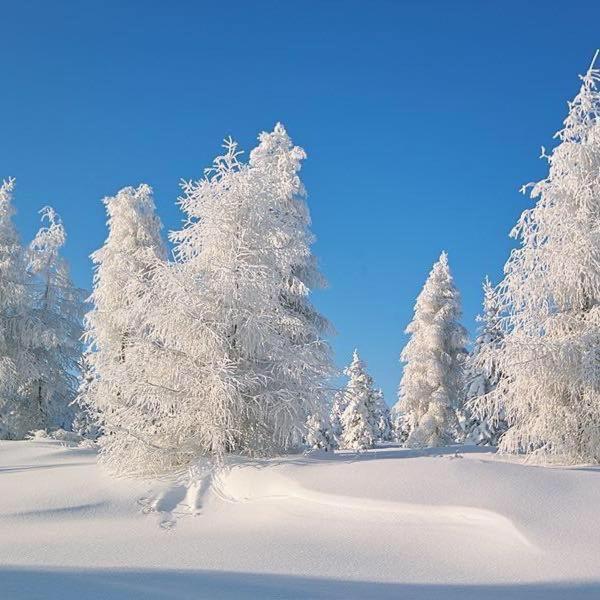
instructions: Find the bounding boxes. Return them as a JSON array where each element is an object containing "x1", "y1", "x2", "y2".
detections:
[{"x1": 1, "y1": 440, "x2": 599, "y2": 599}]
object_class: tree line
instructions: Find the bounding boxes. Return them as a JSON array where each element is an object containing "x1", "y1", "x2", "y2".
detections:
[{"x1": 1, "y1": 53, "x2": 599, "y2": 474}]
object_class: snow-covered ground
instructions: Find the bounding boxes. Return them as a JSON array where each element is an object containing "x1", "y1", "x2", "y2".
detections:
[{"x1": 1, "y1": 441, "x2": 599, "y2": 599}]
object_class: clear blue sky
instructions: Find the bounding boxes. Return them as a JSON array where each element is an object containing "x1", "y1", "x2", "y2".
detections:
[{"x1": 1, "y1": 1, "x2": 599, "y2": 404}]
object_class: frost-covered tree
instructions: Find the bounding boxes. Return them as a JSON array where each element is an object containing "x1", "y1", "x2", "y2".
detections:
[
  {"x1": 464, "y1": 277, "x2": 507, "y2": 446},
  {"x1": 330, "y1": 389, "x2": 348, "y2": 442},
  {"x1": 100, "y1": 126, "x2": 333, "y2": 475},
  {"x1": 339, "y1": 350, "x2": 380, "y2": 450},
  {"x1": 393, "y1": 252, "x2": 468, "y2": 447},
  {"x1": 27, "y1": 207, "x2": 86, "y2": 432},
  {"x1": 82, "y1": 184, "x2": 167, "y2": 471},
  {"x1": 246, "y1": 124, "x2": 334, "y2": 449},
  {"x1": 305, "y1": 413, "x2": 335, "y2": 451},
  {"x1": 391, "y1": 410, "x2": 411, "y2": 444},
  {"x1": 488, "y1": 54, "x2": 600, "y2": 463},
  {"x1": 72, "y1": 351, "x2": 100, "y2": 440},
  {"x1": 0, "y1": 178, "x2": 38, "y2": 439},
  {"x1": 374, "y1": 389, "x2": 393, "y2": 442},
  {"x1": 340, "y1": 399, "x2": 374, "y2": 451}
]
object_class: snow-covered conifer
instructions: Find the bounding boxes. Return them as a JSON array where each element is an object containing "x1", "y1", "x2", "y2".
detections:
[
  {"x1": 104, "y1": 126, "x2": 333, "y2": 475},
  {"x1": 339, "y1": 350, "x2": 379, "y2": 450},
  {"x1": 72, "y1": 351, "x2": 100, "y2": 440},
  {"x1": 489, "y1": 54, "x2": 600, "y2": 463},
  {"x1": 245, "y1": 123, "x2": 334, "y2": 450},
  {"x1": 330, "y1": 389, "x2": 348, "y2": 442},
  {"x1": 374, "y1": 389, "x2": 393, "y2": 442},
  {"x1": 391, "y1": 410, "x2": 411, "y2": 444},
  {"x1": 464, "y1": 277, "x2": 507, "y2": 446},
  {"x1": 82, "y1": 184, "x2": 167, "y2": 472},
  {"x1": 393, "y1": 252, "x2": 468, "y2": 447},
  {"x1": 305, "y1": 413, "x2": 335, "y2": 451},
  {"x1": 0, "y1": 178, "x2": 38, "y2": 439},
  {"x1": 27, "y1": 207, "x2": 86, "y2": 431}
]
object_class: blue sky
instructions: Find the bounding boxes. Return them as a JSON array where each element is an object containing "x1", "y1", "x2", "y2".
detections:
[{"x1": 1, "y1": 1, "x2": 599, "y2": 404}]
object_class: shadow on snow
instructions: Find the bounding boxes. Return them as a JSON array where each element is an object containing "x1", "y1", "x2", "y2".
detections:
[{"x1": 3, "y1": 567, "x2": 600, "y2": 600}]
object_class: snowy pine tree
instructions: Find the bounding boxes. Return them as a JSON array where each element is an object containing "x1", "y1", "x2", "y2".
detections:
[
  {"x1": 82, "y1": 184, "x2": 167, "y2": 473},
  {"x1": 27, "y1": 207, "x2": 86, "y2": 432},
  {"x1": 463, "y1": 277, "x2": 507, "y2": 446},
  {"x1": 339, "y1": 350, "x2": 380, "y2": 450},
  {"x1": 330, "y1": 389, "x2": 348, "y2": 442},
  {"x1": 101, "y1": 126, "x2": 333, "y2": 475},
  {"x1": 374, "y1": 389, "x2": 393, "y2": 442},
  {"x1": 0, "y1": 178, "x2": 39, "y2": 439},
  {"x1": 72, "y1": 351, "x2": 100, "y2": 440},
  {"x1": 488, "y1": 54, "x2": 600, "y2": 463},
  {"x1": 245, "y1": 123, "x2": 334, "y2": 451},
  {"x1": 305, "y1": 413, "x2": 335, "y2": 451},
  {"x1": 391, "y1": 409, "x2": 411, "y2": 444},
  {"x1": 393, "y1": 252, "x2": 468, "y2": 447}
]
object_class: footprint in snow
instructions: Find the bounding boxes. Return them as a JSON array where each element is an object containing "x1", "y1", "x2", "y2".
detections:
[{"x1": 137, "y1": 474, "x2": 213, "y2": 528}]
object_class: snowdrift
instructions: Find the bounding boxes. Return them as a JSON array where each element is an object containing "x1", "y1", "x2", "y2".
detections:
[{"x1": 1, "y1": 441, "x2": 599, "y2": 599}]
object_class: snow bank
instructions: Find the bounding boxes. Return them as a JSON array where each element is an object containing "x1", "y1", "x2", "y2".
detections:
[{"x1": 1, "y1": 441, "x2": 599, "y2": 599}]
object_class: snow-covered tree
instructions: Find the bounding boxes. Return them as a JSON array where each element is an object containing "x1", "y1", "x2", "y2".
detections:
[
  {"x1": 374, "y1": 388, "x2": 393, "y2": 442},
  {"x1": 330, "y1": 389, "x2": 348, "y2": 441},
  {"x1": 339, "y1": 350, "x2": 380, "y2": 450},
  {"x1": 487, "y1": 54, "x2": 600, "y2": 463},
  {"x1": 463, "y1": 277, "x2": 507, "y2": 446},
  {"x1": 391, "y1": 410, "x2": 411, "y2": 444},
  {"x1": 26, "y1": 207, "x2": 86, "y2": 432},
  {"x1": 0, "y1": 178, "x2": 38, "y2": 439},
  {"x1": 244, "y1": 123, "x2": 334, "y2": 450},
  {"x1": 97, "y1": 125, "x2": 333, "y2": 476},
  {"x1": 393, "y1": 252, "x2": 468, "y2": 447},
  {"x1": 82, "y1": 184, "x2": 167, "y2": 472},
  {"x1": 72, "y1": 351, "x2": 100, "y2": 440},
  {"x1": 305, "y1": 413, "x2": 335, "y2": 451}
]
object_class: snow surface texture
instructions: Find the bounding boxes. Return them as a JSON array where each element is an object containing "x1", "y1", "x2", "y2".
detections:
[{"x1": 1, "y1": 440, "x2": 599, "y2": 599}]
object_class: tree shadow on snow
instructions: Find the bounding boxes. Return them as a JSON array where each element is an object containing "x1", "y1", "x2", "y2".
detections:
[
  {"x1": 2, "y1": 567, "x2": 599, "y2": 600},
  {"x1": 0, "y1": 461, "x2": 91, "y2": 475},
  {"x1": 232, "y1": 444, "x2": 495, "y2": 471},
  {"x1": 570, "y1": 466, "x2": 600, "y2": 474},
  {"x1": 323, "y1": 444, "x2": 495, "y2": 464}
]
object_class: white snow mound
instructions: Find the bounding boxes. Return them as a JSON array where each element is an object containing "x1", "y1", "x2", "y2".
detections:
[{"x1": 1, "y1": 441, "x2": 599, "y2": 599}]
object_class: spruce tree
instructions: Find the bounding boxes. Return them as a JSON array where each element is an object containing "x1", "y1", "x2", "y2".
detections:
[
  {"x1": 113, "y1": 125, "x2": 333, "y2": 475},
  {"x1": 0, "y1": 179, "x2": 38, "y2": 439},
  {"x1": 374, "y1": 389, "x2": 393, "y2": 442},
  {"x1": 393, "y1": 252, "x2": 467, "y2": 447},
  {"x1": 490, "y1": 54, "x2": 600, "y2": 463},
  {"x1": 305, "y1": 413, "x2": 335, "y2": 451},
  {"x1": 330, "y1": 389, "x2": 348, "y2": 443},
  {"x1": 82, "y1": 184, "x2": 167, "y2": 474},
  {"x1": 243, "y1": 123, "x2": 334, "y2": 452},
  {"x1": 391, "y1": 410, "x2": 411, "y2": 444},
  {"x1": 27, "y1": 207, "x2": 86, "y2": 432},
  {"x1": 72, "y1": 351, "x2": 100, "y2": 440},
  {"x1": 339, "y1": 350, "x2": 380, "y2": 450},
  {"x1": 463, "y1": 277, "x2": 507, "y2": 445}
]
